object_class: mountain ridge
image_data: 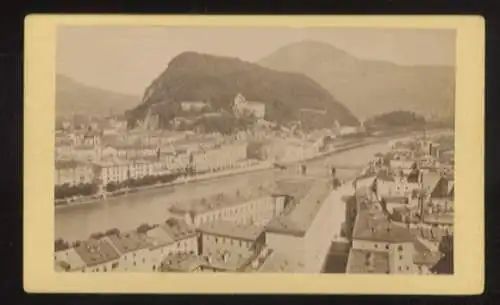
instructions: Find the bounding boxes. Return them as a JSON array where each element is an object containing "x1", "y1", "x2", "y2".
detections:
[
  {"x1": 56, "y1": 74, "x2": 141, "y2": 118},
  {"x1": 128, "y1": 51, "x2": 359, "y2": 130},
  {"x1": 258, "y1": 40, "x2": 455, "y2": 121}
]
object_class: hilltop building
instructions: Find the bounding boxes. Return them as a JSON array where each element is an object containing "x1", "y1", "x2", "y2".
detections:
[{"x1": 233, "y1": 93, "x2": 266, "y2": 119}]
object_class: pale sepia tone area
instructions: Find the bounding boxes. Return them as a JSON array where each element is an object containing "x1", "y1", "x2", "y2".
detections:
[
  {"x1": 24, "y1": 15, "x2": 484, "y2": 294},
  {"x1": 53, "y1": 25, "x2": 456, "y2": 275}
]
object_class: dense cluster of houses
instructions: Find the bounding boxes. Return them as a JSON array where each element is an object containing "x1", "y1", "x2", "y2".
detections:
[
  {"x1": 344, "y1": 135, "x2": 455, "y2": 274},
  {"x1": 54, "y1": 173, "x2": 348, "y2": 273}
]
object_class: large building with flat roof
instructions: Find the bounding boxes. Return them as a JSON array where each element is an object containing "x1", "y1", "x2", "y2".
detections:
[
  {"x1": 168, "y1": 185, "x2": 286, "y2": 228},
  {"x1": 263, "y1": 176, "x2": 341, "y2": 272}
]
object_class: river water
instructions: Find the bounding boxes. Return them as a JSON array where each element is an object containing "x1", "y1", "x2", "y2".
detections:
[{"x1": 55, "y1": 141, "x2": 392, "y2": 242}]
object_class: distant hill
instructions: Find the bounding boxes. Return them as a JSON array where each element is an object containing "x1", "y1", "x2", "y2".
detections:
[
  {"x1": 127, "y1": 52, "x2": 359, "y2": 130},
  {"x1": 258, "y1": 40, "x2": 455, "y2": 121},
  {"x1": 364, "y1": 110, "x2": 426, "y2": 132},
  {"x1": 56, "y1": 75, "x2": 141, "y2": 118}
]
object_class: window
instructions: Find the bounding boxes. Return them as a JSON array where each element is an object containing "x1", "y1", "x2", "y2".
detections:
[
  {"x1": 399, "y1": 255, "x2": 403, "y2": 260},
  {"x1": 133, "y1": 262, "x2": 136, "y2": 266},
  {"x1": 398, "y1": 266, "x2": 402, "y2": 271},
  {"x1": 385, "y1": 245, "x2": 389, "y2": 250},
  {"x1": 406, "y1": 266, "x2": 410, "y2": 271},
  {"x1": 398, "y1": 245, "x2": 404, "y2": 252},
  {"x1": 103, "y1": 266, "x2": 107, "y2": 272},
  {"x1": 112, "y1": 262, "x2": 119, "y2": 269},
  {"x1": 374, "y1": 244, "x2": 378, "y2": 248}
]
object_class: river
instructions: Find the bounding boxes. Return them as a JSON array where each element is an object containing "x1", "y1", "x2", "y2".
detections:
[{"x1": 55, "y1": 140, "x2": 393, "y2": 242}]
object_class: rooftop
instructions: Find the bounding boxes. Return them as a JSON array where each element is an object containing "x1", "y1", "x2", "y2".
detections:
[
  {"x1": 105, "y1": 232, "x2": 152, "y2": 255},
  {"x1": 55, "y1": 247, "x2": 86, "y2": 271},
  {"x1": 168, "y1": 186, "x2": 272, "y2": 216},
  {"x1": 160, "y1": 250, "x2": 255, "y2": 272},
  {"x1": 73, "y1": 239, "x2": 121, "y2": 268},
  {"x1": 421, "y1": 172, "x2": 443, "y2": 193},
  {"x1": 160, "y1": 252, "x2": 204, "y2": 272},
  {"x1": 352, "y1": 205, "x2": 414, "y2": 243},
  {"x1": 257, "y1": 250, "x2": 304, "y2": 273},
  {"x1": 265, "y1": 177, "x2": 332, "y2": 236},
  {"x1": 412, "y1": 238, "x2": 442, "y2": 266},
  {"x1": 146, "y1": 226, "x2": 175, "y2": 250},
  {"x1": 198, "y1": 220, "x2": 264, "y2": 241},
  {"x1": 346, "y1": 249, "x2": 389, "y2": 274},
  {"x1": 161, "y1": 218, "x2": 197, "y2": 241}
]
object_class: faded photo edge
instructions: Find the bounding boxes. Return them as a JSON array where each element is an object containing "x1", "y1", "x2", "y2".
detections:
[{"x1": 23, "y1": 15, "x2": 484, "y2": 295}]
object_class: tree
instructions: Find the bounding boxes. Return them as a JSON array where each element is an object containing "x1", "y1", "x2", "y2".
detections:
[
  {"x1": 332, "y1": 178, "x2": 342, "y2": 189},
  {"x1": 106, "y1": 182, "x2": 118, "y2": 192},
  {"x1": 137, "y1": 223, "x2": 152, "y2": 234},
  {"x1": 105, "y1": 228, "x2": 120, "y2": 236},
  {"x1": 90, "y1": 232, "x2": 104, "y2": 240},
  {"x1": 54, "y1": 238, "x2": 69, "y2": 252}
]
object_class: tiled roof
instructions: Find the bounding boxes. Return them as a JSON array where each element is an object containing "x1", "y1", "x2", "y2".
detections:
[
  {"x1": 198, "y1": 220, "x2": 263, "y2": 241},
  {"x1": 346, "y1": 249, "x2": 389, "y2": 274},
  {"x1": 352, "y1": 207, "x2": 414, "y2": 243},
  {"x1": 146, "y1": 226, "x2": 175, "y2": 250},
  {"x1": 55, "y1": 247, "x2": 86, "y2": 271},
  {"x1": 105, "y1": 232, "x2": 152, "y2": 255},
  {"x1": 73, "y1": 239, "x2": 120, "y2": 268}
]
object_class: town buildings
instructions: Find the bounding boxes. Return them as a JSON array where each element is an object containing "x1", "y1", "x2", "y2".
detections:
[
  {"x1": 167, "y1": 185, "x2": 286, "y2": 228},
  {"x1": 54, "y1": 159, "x2": 95, "y2": 186},
  {"x1": 346, "y1": 186, "x2": 442, "y2": 274},
  {"x1": 262, "y1": 177, "x2": 340, "y2": 272},
  {"x1": 146, "y1": 218, "x2": 199, "y2": 272}
]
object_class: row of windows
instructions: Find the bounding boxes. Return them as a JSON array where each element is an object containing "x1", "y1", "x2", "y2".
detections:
[
  {"x1": 371, "y1": 244, "x2": 405, "y2": 252},
  {"x1": 207, "y1": 235, "x2": 249, "y2": 248}
]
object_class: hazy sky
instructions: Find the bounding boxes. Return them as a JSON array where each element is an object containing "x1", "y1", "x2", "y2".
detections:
[{"x1": 57, "y1": 26, "x2": 456, "y2": 96}]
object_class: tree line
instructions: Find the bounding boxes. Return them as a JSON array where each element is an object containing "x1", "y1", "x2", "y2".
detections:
[
  {"x1": 55, "y1": 173, "x2": 182, "y2": 200},
  {"x1": 104, "y1": 173, "x2": 181, "y2": 192},
  {"x1": 364, "y1": 111, "x2": 426, "y2": 131}
]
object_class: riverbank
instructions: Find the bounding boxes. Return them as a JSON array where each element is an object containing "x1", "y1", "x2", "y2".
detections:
[{"x1": 55, "y1": 129, "x2": 449, "y2": 211}]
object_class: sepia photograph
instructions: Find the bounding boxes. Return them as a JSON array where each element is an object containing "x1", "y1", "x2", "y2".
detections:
[{"x1": 24, "y1": 15, "x2": 484, "y2": 294}]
